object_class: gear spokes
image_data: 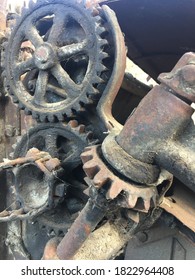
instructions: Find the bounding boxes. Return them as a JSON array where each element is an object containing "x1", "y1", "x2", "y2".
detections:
[{"x1": 5, "y1": 0, "x2": 111, "y2": 121}]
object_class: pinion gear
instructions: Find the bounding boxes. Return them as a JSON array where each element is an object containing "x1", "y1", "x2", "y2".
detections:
[{"x1": 4, "y1": 0, "x2": 112, "y2": 122}]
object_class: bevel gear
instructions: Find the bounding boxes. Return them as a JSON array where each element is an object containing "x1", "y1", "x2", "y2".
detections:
[
  {"x1": 81, "y1": 145, "x2": 159, "y2": 212},
  {"x1": 4, "y1": 0, "x2": 113, "y2": 122}
]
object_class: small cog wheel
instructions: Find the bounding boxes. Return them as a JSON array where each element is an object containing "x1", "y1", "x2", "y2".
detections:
[
  {"x1": 13, "y1": 120, "x2": 96, "y2": 171},
  {"x1": 5, "y1": 0, "x2": 112, "y2": 122}
]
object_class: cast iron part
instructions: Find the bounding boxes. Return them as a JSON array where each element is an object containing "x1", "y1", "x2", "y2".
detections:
[
  {"x1": 4, "y1": 0, "x2": 112, "y2": 122},
  {"x1": 102, "y1": 52, "x2": 195, "y2": 190}
]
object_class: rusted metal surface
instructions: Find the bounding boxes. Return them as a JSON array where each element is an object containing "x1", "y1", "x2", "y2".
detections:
[
  {"x1": 0, "y1": 147, "x2": 60, "y2": 172},
  {"x1": 102, "y1": 133, "x2": 160, "y2": 184},
  {"x1": 117, "y1": 85, "x2": 193, "y2": 164},
  {"x1": 160, "y1": 184, "x2": 195, "y2": 232},
  {"x1": 159, "y1": 52, "x2": 195, "y2": 103},
  {"x1": 114, "y1": 54, "x2": 195, "y2": 188},
  {"x1": 1, "y1": 0, "x2": 195, "y2": 261},
  {"x1": 56, "y1": 198, "x2": 108, "y2": 259},
  {"x1": 97, "y1": 5, "x2": 126, "y2": 132},
  {"x1": 81, "y1": 145, "x2": 159, "y2": 212}
]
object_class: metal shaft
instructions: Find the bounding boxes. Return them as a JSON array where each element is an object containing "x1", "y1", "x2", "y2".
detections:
[{"x1": 56, "y1": 197, "x2": 107, "y2": 260}]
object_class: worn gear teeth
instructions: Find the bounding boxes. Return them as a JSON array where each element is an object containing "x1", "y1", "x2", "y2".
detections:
[
  {"x1": 96, "y1": 64, "x2": 109, "y2": 73},
  {"x1": 77, "y1": 124, "x2": 86, "y2": 134},
  {"x1": 94, "y1": 15, "x2": 103, "y2": 23},
  {"x1": 98, "y1": 39, "x2": 109, "y2": 48},
  {"x1": 99, "y1": 51, "x2": 109, "y2": 60},
  {"x1": 96, "y1": 26, "x2": 107, "y2": 36},
  {"x1": 93, "y1": 75, "x2": 105, "y2": 84},
  {"x1": 47, "y1": 115, "x2": 56, "y2": 122},
  {"x1": 81, "y1": 145, "x2": 158, "y2": 212},
  {"x1": 68, "y1": 120, "x2": 79, "y2": 128},
  {"x1": 87, "y1": 85, "x2": 99, "y2": 95},
  {"x1": 81, "y1": 148, "x2": 94, "y2": 163}
]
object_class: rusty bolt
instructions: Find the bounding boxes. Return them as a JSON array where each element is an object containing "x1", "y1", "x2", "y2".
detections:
[{"x1": 4, "y1": 125, "x2": 16, "y2": 137}]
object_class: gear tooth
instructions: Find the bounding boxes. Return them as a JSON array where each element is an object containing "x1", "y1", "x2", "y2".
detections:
[
  {"x1": 81, "y1": 149, "x2": 93, "y2": 163},
  {"x1": 99, "y1": 51, "x2": 109, "y2": 60},
  {"x1": 127, "y1": 195, "x2": 138, "y2": 209},
  {"x1": 86, "y1": 131, "x2": 93, "y2": 140},
  {"x1": 56, "y1": 113, "x2": 64, "y2": 122},
  {"x1": 39, "y1": 114, "x2": 46, "y2": 122},
  {"x1": 83, "y1": 161, "x2": 100, "y2": 179},
  {"x1": 96, "y1": 26, "x2": 106, "y2": 35},
  {"x1": 93, "y1": 170, "x2": 108, "y2": 188},
  {"x1": 94, "y1": 15, "x2": 102, "y2": 23},
  {"x1": 93, "y1": 75, "x2": 105, "y2": 84},
  {"x1": 77, "y1": 124, "x2": 85, "y2": 134},
  {"x1": 100, "y1": 39, "x2": 109, "y2": 47},
  {"x1": 143, "y1": 199, "x2": 151, "y2": 212},
  {"x1": 29, "y1": 0, "x2": 36, "y2": 9},
  {"x1": 47, "y1": 115, "x2": 55, "y2": 122},
  {"x1": 107, "y1": 182, "x2": 122, "y2": 199},
  {"x1": 21, "y1": 6, "x2": 28, "y2": 15},
  {"x1": 87, "y1": 85, "x2": 99, "y2": 95},
  {"x1": 68, "y1": 120, "x2": 78, "y2": 128},
  {"x1": 96, "y1": 64, "x2": 109, "y2": 73}
]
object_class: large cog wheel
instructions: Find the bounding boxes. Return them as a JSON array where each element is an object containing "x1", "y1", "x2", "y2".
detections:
[{"x1": 5, "y1": 0, "x2": 111, "y2": 122}]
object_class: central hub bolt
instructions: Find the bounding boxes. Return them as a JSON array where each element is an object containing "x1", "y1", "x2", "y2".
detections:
[
  {"x1": 34, "y1": 43, "x2": 56, "y2": 70},
  {"x1": 36, "y1": 46, "x2": 49, "y2": 63}
]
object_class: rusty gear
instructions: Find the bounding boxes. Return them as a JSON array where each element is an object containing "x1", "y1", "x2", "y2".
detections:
[
  {"x1": 13, "y1": 120, "x2": 96, "y2": 170},
  {"x1": 81, "y1": 145, "x2": 158, "y2": 212},
  {"x1": 4, "y1": 0, "x2": 112, "y2": 122}
]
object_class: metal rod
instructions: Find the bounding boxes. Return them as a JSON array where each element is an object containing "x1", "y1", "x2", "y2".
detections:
[{"x1": 56, "y1": 197, "x2": 108, "y2": 260}]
